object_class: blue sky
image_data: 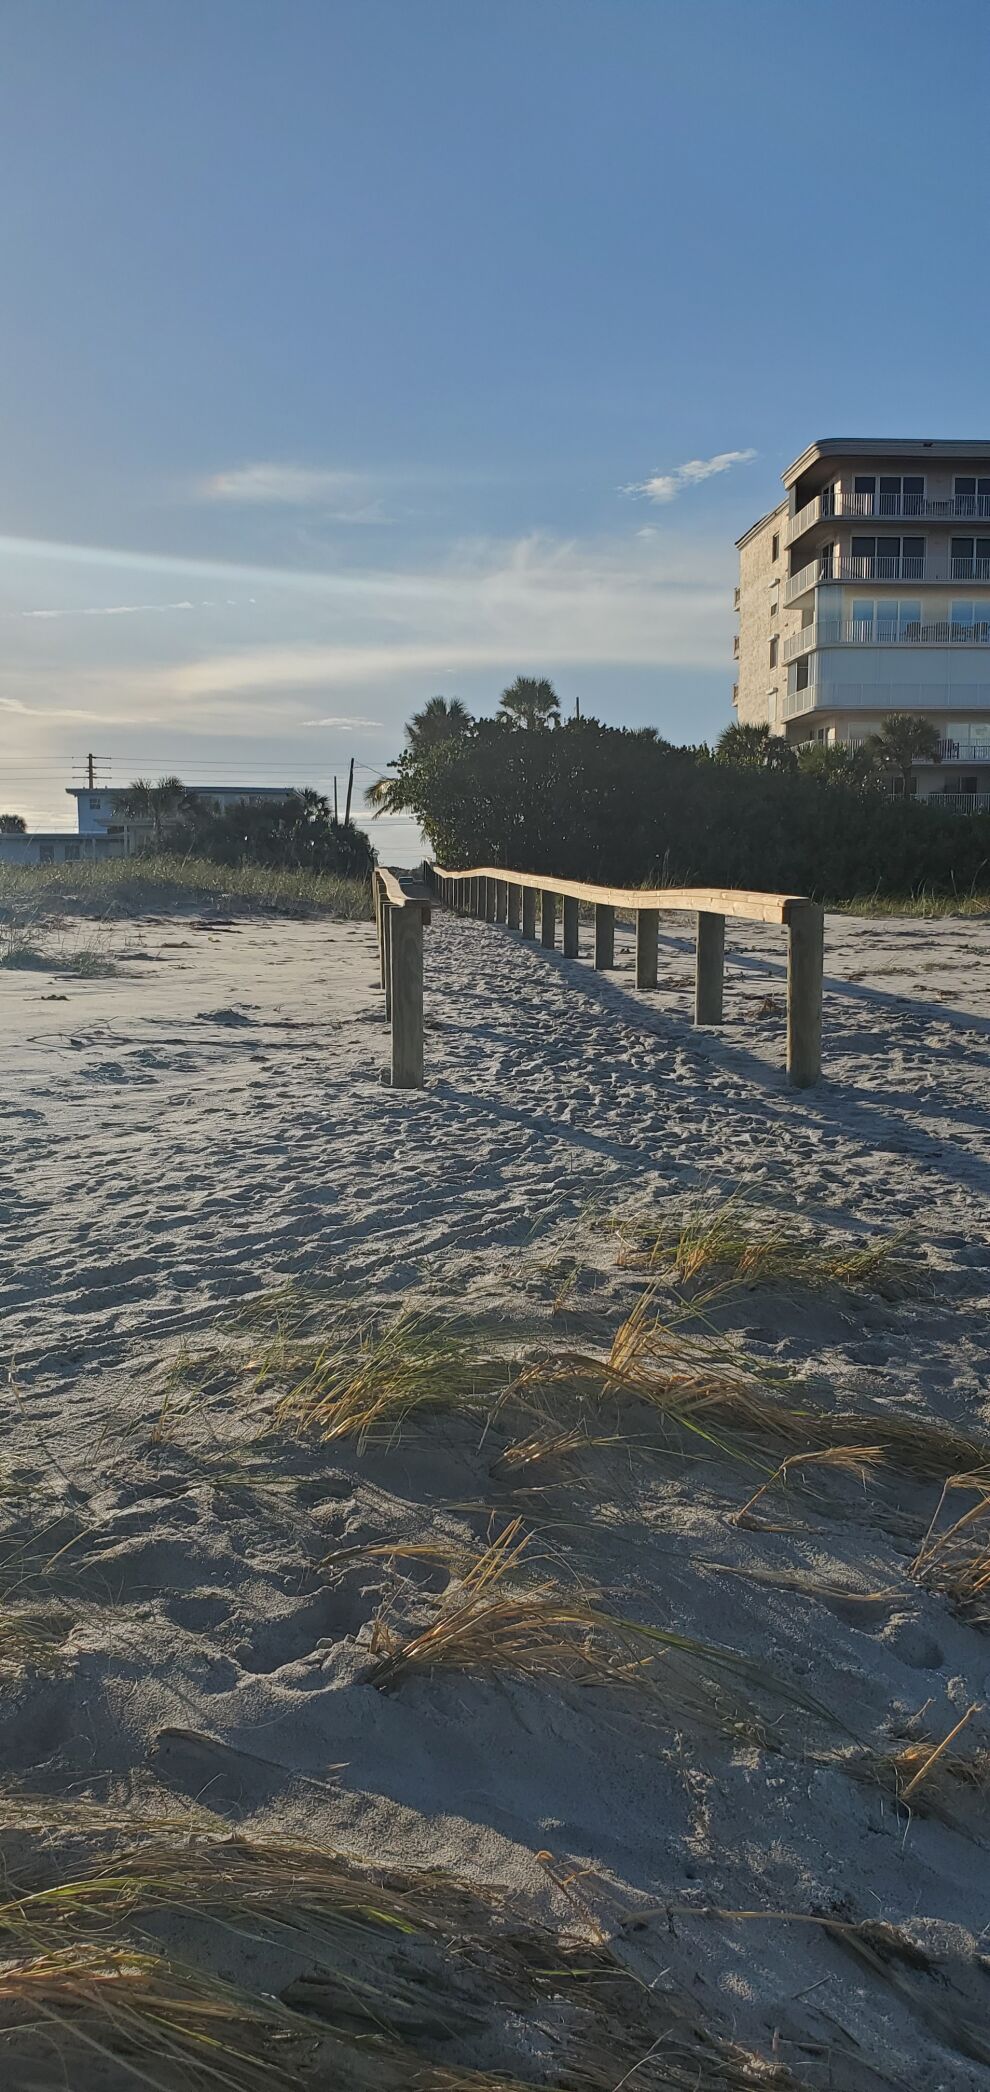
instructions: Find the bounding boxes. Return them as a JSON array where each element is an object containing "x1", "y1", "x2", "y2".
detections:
[{"x1": 3, "y1": 0, "x2": 990, "y2": 850}]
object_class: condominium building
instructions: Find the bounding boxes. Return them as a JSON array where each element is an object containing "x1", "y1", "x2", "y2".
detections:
[{"x1": 734, "y1": 439, "x2": 990, "y2": 809}]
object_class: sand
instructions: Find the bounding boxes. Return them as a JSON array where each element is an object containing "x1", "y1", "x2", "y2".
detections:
[{"x1": 3, "y1": 898, "x2": 990, "y2": 2089}]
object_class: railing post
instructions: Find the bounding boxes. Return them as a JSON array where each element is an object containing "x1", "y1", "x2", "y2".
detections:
[
  {"x1": 636, "y1": 908, "x2": 659, "y2": 989},
  {"x1": 484, "y1": 877, "x2": 497, "y2": 923},
  {"x1": 694, "y1": 911, "x2": 724, "y2": 1024},
  {"x1": 383, "y1": 904, "x2": 393, "y2": 1021},
  {"x1": 390, "y1": 905, "x2": 424, "y2": 1088},
  {"x1": 374, "y1": 873, "x2": 386, "y2": 990},
  {"x1": 507, "y1": 883, "x2": 521, "y2": 930},
  {"x1": 540, "y1": 891, "x2": 556, "y2": 947},
  {"x1": 471, "y1": 876, "x2": 480, "y2": 917},
  {"x1": 522, "y1": 887, "x2": 537, "y2": 939},
  {"x1": 786, "y1": 901, "x2": 823, "y2": 1088},
  {"x1": 562, "y1": 895, "x2": 579, "y2": 957},
  {"x1": 594, "y1": 903, "x2": 615, "y2": 969},
  {"x1": 495, "y1": 878, "x2": 508, "y2": 923}
]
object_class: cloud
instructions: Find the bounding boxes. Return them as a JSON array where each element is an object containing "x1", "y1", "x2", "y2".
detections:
[
  {"x1": 199, "y1": 463, "x2": 388, "y2": 521},
  {"x1": 14, "y1": 601, "x2": 199, "y2": 620},
  {"x1": 623, "y1": 449, "x2": 757, "y2": 505},
  {"x1": 299, "y1": 715, "x2": 384, "y2": 730}
]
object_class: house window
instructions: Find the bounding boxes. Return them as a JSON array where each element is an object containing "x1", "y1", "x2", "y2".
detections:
[
  {"x1": 951, "y1": 536, "x2": 990, "y2": 581},
  {"x1": 794, "y1": 657, "x2": 810, "y2": 691},
  {"x1": 771, "y1": 533, "x2": 780, "y2": 562},
  {"x1": 63, "y1": 843, "x2": 80, "y2": 862},
  {"x1": 954, "y1": 476, "x2": 990, "y2": 518},
  {"x1": 39, "y1": 845, "x2": 54, "y2": 863},
  {"x1": 769, "y1": 637, "x2": 779, "y2": 669},
  {"x1": 88, "y1": 795, "x2": 101, "y2": 811}
]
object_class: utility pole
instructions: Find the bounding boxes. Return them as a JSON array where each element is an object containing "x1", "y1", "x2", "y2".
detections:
[
  {"x1": 333, "y1": 776, "x2": 339, "y2": 822},
  {"x1": 574, "y1": 697, "x2": 581, "y2": 720},
  {"x1": 344, "y1": 756, "x2": 354, "y2": 825},
  {"x1": 87, "y1": 752, "x2": 95, "y2": 789}
]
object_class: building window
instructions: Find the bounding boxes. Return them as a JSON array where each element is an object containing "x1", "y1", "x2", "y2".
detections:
[
  {"x1": 853, "y1": 474, "x2": 925, "y2": 517},
  {"x1": 63, "y1": 843, "x2": 80, "y2": 862},
  {"x1": 732, "y1": 633, "x2": 740, "y2": 658},
  {"x1": 794, "y1": 658, "x2": 810, "y2": 691},
  {"x1": 850, "y1": 535, "x2": 925, "y2": 579},
  {"x1": 88, "y1": 795, "x2": 101, "y2": 810},
  {"x1": 771, "y1": 532, "x2": 780, "y2": 562},
  {"x1": 954, "y1": 477, "x2": 990, "y2": 518},
  {"x1": 951, "y1": 536, "x2": 990, "y2": 581},
  {"x1": 769, "y1": 637, "x2": 779, "y2": 669},
  {"x1": 769, "y1": 597, "x2": 778, "y2": 618},
  {"x1": 39, "y1": 845, "x2": 54, "y2": 864}
]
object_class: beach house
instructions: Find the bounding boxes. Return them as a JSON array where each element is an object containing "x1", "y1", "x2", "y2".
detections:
[{"x1": 734, "y1": 439, "x2": 990, "y2": 808}]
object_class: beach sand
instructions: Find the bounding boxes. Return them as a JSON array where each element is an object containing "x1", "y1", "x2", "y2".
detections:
[{"x1": 3, "y1": 899, "x2": 990, "y2": 2088}]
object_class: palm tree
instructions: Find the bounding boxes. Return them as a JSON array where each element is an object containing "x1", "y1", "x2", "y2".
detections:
[
  {"x1": 365, "y1": 774, "x2": 408, "y2": 816},
  {"x1": 863, "y1": 714, "x2": 940, "y2": 795},
  {"x1": 497, "y1": 676, "x2": 561, "y2": 730},
  {"x1": 404, "y1": 696, "x2": 473, "y2": 755},
  {"x1": 714, "y1": 722, "x2": 795, "y2": 771},
  {"x1": 119, "y1": 775, "x2": 189, "y2": 847},
  {"x1": 0, "y1": 813, "x2": 27, "y2": 833}
]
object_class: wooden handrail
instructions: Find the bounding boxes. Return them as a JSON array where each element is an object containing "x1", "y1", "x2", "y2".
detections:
[
  {"x1": 372, "y1": 868, "x2": 432, "y2": 1087},
  {"x1": 428, "y1": 863, "x2": 824, "y2": 1088},
  {"x1": 376, "y1": 866, "x2": 421, "y2": 910},
  {"x1": 434, "y1": 864, "x2": 804, "y2": 928}
]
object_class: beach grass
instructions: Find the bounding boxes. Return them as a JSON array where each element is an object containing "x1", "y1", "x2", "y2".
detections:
[
  {"x1": 910, "y1": 1472, "x2": 990, "y2": 1619},
  {"x1": 834, "y1": 889, "x2": 990, "y2": 918},
  {"x1": 0, "y1": 854, "x2": 372, "y2": 921},
  {"x1": 609, "y1": 1196, "x2": 921, "y2": 1297}
]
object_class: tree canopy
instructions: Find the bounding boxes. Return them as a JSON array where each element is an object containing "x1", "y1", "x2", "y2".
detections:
[
  {"x1": 0, "y1": 813, "x2": 27, "y2": 833},
  {"x1": 497, "y1": 676, "x2": 561, "y2": 730}
]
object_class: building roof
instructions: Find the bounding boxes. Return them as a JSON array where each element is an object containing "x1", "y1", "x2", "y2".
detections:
[
  {"x1": 782, "y1": 437, "x2": 990, "y2": 487},
  {"x1": 65, "y1": 784, "x2": 295, "y2": 801},
  {"x1": 735, "y1": 499, "x2": 787, "y2": 551}
]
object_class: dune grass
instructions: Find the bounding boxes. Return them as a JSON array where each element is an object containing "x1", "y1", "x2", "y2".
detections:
[
  {"x1": 0, "y1": 855, "x2": 372, "y2": 921},
  {"x1": 275, "y1": 1310, "x2": 508, "y2": 1447},
  {"x1": 610, "y1": 1196, "x2": 920, "y2": 1297},
  {"x1": 835, "y1": 890, "x2": 990, "y2": 919},
  {"x1": 910, "y1": 1472, "x2": 990, "y2": 1619}
]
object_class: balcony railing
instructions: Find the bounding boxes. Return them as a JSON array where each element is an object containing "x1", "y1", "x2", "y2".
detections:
[
  {"x1": 787, "y1": 489, "x2": 990, "y2": 543},
  {"x1": 950, "y1": 558, "x2": 990, "y2": 582},
  {"x1": 784, "y1": 555, "x2": 929, "y2": 603},
  {"x1": 783, "y1": 619, "x2": 990, "y2": 662},
  {"x1": 925, "y1": 791, "x2": 990, "y2": 813},
  {"x1": 785, "y1": 686, "x2": 990, "y2": 720}
]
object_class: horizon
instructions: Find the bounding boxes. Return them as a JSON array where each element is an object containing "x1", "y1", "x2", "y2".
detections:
[{"x1": 3, "y1": 0, "x2": 990, "y2": 860}]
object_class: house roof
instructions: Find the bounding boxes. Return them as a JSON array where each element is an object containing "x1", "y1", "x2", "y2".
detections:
[
  {"x1": 65, "y1": 785, "x2": 295, "y2": 801},
  {"x1": 783, "y1": 438, "x2": 990, "y2": 487}
]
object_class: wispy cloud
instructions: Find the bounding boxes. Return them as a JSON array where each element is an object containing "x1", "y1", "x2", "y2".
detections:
[
  {"x1": 299, "y1": 714, "x2": 384, "y2": 729},
  {"x1": 199, "y1": 463, "x2": 388, "y2": 522},
  {"x1": 622, "y1": 449, "x2": 757, "y2": 505},
  {"x1": 14, "y1": 600, "x2": 200, "y2": 621}
]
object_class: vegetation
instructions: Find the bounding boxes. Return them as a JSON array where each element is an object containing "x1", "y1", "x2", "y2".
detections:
[
  {"x1": 864, "y1": 712, "x2": 942, "y2": 793},
  {"x1": 0, "y1": 855, "x2": 372, "y2": 919},
  {"x1": 115, "y1": 778, "x2": 377, "y2": 879},
  {"x1": 496, "y1": 674, "x2": 561, "y2": 730},
  {"x1": 0, "y1": 813, "x2": 26, "y2": 833},
  {"x1": 365, "y1": 698, "x2": 990, "y2": 901}
]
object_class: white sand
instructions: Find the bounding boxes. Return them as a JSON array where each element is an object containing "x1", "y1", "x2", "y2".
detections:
[{"x1": 3, "y1": 900, "x2": 990, "y2": 2088}]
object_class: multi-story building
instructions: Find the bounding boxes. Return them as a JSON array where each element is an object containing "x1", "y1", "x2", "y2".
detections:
[{"x1": 734, "y1": 439, "x2": 990, "y2": 809}]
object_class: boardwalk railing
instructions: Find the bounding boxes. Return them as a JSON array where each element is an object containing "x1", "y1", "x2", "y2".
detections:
[
  {"x1": 427, "y1": 866, "x2": 824, "y2": 1088},
  {"x1": 372, "y1": 868, "x2": 432, "y2": 1088}
]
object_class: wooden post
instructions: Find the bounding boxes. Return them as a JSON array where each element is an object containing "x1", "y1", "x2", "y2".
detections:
[
  {"x1": 636, "y1": 908, "x2": 659, "y2": 989},
  {"x1": 383, "y1": 904, "x2": 393, "y2": 1021},
  {"x1": 562, "y1": 895, "x2": 579, "y2": 957},
  {"x1": 495, "y1": 879, "x2": 508, "y2": 923},
  {"x1": 694, "y1": 911, "x2": 725, "y2": 1025},
  {"x1": 390, "y1": 905, "x2": 424, "y2": 1087},
  {"x1": 522, "y1": 886, "x2": 537, "y2": 939},
  {"x1": 484, "y1": 877, "x2": 497, "y2": 923},
  {"x1": 540, "y1": 891, "x2": 556, "y2": 947},
  {"x1": 786, "y1": 901, "x2": 823, "y2": 1088},
  {"x1": 594, "y1": 903, "x2": 615, "y2": 969},
  {"x1": 507, "y1": 883, "x2": 521, "y2": 930},
  {"x1": 374, "y1": 875, "x2": 387, "y2": 989},
  {"x1": 471, "y1": 876, "x2": 480, "y2": 916}
]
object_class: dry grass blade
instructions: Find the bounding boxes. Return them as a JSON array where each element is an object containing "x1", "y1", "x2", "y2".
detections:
[
  {"x1": 733, "y1": 1445, "x2": 885, "y2": 1525},
  {"x1": 910, "y1": 1472, "x2": 990, "y2": 1618},
  {"x1": 275, "y1": 1312, "x2": 505, "y2": 1445}
]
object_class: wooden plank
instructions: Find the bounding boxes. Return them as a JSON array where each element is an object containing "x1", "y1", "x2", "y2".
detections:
[
  {"x1": 433, "y1": 864, "x2": 800, "y2": 926},
  {"x1": 390, "y1": 904, "x2": 424, "y2": 1087},
  {"x1": 383, "y1": 904, "x2": 393, "y2": 1022},
  {"x1": 636, "y1": 907, "x2": 659, "y2": 989},
  {"x1": 507, "y1": 884, "x2": 521, "y2": 930},
  {"x1": 562, "y1": 895, "x2": 579, "y2": 957},
  {"x1": 594, "y1": 903, "x2": 615, "y2": 969},
  {"x1": 522, "y1": 887, "x2": 537, "y2": 939},
  {"x1": 694, "y1": 911, "x2": 725, "y2": 1025},
  {"x1": 540, "y1": 891, "x2": 556, "y2": 947},
  {"x1": 787, "y1": 901, "x2": 823, "y2": 1089}
]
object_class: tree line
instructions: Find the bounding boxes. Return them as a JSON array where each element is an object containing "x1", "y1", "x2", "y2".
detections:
[{"x1": 366, "y1": 680, "x2": 990, "y2": 900}]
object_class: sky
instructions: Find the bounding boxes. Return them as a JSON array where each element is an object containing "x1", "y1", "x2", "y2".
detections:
[{"x1": 3, "y1": 0, "x2": 990, "y2": 857}]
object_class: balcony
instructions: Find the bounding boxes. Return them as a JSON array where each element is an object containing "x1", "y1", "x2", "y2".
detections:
[
  {"x1": 925, "y1": 791, "x2": 990, "y2": 814},
  {"x1": 786, "y1": 488, "x2": 990, "y2": 544},
  {"x1": 783, "y1": 618, "x2": 990, "y2": 663},
  {"x1": 784, "y1": 555, "x2": 928, "y2": 603}
]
